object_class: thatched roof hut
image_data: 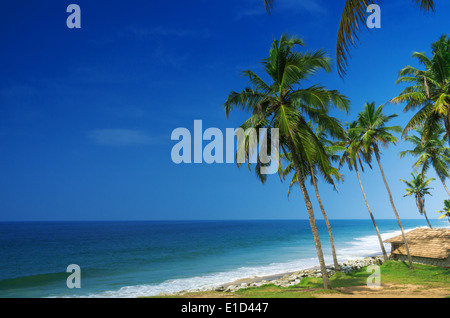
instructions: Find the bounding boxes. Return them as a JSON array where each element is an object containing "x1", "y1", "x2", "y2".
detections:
[{"x1": 384, "y1": 228, "x2": 450, "y2": 268}]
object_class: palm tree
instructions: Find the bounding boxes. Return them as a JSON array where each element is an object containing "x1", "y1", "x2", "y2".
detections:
[
  {"x1": 391, "y1": 35, "x2": 450, "y2": 143},
  {"x1": 438, "y1": 200, "x2": 450, "y2": 223},
  {"x1": 401, "y1": 172, "x2": 435, "y2": 228},
  {"x1": 338, "y1": 121, "x2": 389, "y2": 261},
  {"x1": 399, "y1": 127, "x2": 450, "y2": 196},
  {"x1": 261, "y1": 0, "x2": 436, "y2": 76},
  {"x1": 284, "y1": 124, "x2": 343, "y2": 271},
  {"x1": 356, "y1": 101, "x2": 414, "y2": 270},
  {"x1": 224, "y1": 34, "x2": 350, "y2": 289}
]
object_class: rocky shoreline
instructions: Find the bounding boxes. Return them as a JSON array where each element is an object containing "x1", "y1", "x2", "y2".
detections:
[{"x1": 159, "y1": 256, "x2": 386, "y2": 296}]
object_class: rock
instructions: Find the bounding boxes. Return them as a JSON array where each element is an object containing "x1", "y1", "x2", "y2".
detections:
[
  {"x1": 292, "y1": 279, "x2": 301, "y2": 285},
  {"x1": 278, "y1": 274, "x2": 291, "y2": 283},
  {"x1": 340, "y1": 265, "x2": 352, "y2": 274},
  {"x1": 224, "y1": 285, "x2": 237, "y2": 292},
  {"x1": 178, "y1": 256, "x2": 387, "y2": 295}
]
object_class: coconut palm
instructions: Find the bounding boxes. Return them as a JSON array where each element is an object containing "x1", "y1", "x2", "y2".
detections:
[
  {"x1": 438, "y1": 200, "x2": 450, "y2": 223},
  {"x1": 224, "y1": 34, "x2": 350, "y2": 289},
  {"x1": 283, "y1": 124, "x2": 344, "y2": 271},
  {"x1": 391, "y1": 35, "x2": 450, "y2": 143},
  {"x1": 261, "y1": 0, "x2": 436, "y2": 76},
  {"x1": 356, "y1": 101, "x2": 414, "y2": 270},
  {"x1": 399, "y1": 127, "x2": 450, "y2": 196},
  {"x1": 401, "y1": 172, "x2": 435, "y2": 228},
  {"x1": 338, "y1": 121, "x2": 389, "y2": 261}
]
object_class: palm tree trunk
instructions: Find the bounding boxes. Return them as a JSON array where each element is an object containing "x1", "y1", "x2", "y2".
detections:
[
  {"x1": 309, "y1": 164, "x2": 340, "y2": 271},
  {"x1": 436, "y1": 172, "x2": 450, "y2": 196},
  {"x1": 288, "y1": 142, "x2": 331, "y2": 289},
  {"x1": 354, "y1": 164, "x2": 389, "y2": 262},
  {"x1": 417, "y1": 196, "x2": 433, "y2": 229},
  {"x1": 297, "y1": 177, "x2": 332, "y2": 289},
  {"x1": 423, "y1": 209, "x2": 433, "y2": 229},
  {"x1": 374, "y1": 151, "x2": 414, "y2": 270},
  {"x1": 445, "y1": 112, "x2": 450, "y2": 147}
]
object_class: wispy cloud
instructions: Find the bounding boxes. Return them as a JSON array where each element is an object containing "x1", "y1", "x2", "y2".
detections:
[
  {"x1": 117, "y1": 25, "x2": 203, "y2": 68},
  {"x1": 235, "y1": 7, "x2": 267, "y2": 20},
  {"x1": 125, "y1": 25, "x2": 211, "y2": 39},
  {"x1": 152, "y1": 45, "x2": 189, "y2": 68},
  {"x1": 88, "y1": 129, "x2": 159, "y2": 147}
]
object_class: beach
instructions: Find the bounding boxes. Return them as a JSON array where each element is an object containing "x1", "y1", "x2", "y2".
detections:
[{"x1": 159, "y1": 255, "x2": 385, "y2": 296}]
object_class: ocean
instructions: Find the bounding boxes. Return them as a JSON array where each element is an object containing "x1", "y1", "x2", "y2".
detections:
[{"x1": 0, "y1": 219, "x2": 447, "y2": 298}]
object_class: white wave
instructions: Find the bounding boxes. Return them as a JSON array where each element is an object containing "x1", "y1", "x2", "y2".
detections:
[
  {"x1": 71, "y1": 223, "x2": 450, "y2": 298},
  {"x1": 75, "y1": 257, "x2": 319, "y2": 298}
]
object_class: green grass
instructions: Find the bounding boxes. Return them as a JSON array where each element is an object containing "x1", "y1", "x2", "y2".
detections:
[
  {"x1": 375, "y1": 261, "x2": 450, "y2": 286},
  {"x1": 283, "y1": 261, "x2": 450, "y2": 289},
  {"x1": 141, "y1": 261, "x2": 450, "y2": 298},
  {"x1": 232, "y1": 270, "x2": 371, "y2": 298}
]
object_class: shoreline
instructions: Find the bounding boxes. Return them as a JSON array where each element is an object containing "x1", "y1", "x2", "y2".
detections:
[
  {"x1": 160, "y1": 254, "x2": 385, "y2": 296},
  {"x1": 220, "y1": 254, "x2": 384, "y2": 289}
]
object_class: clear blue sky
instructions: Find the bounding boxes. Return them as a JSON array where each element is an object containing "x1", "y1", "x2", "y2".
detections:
[{"x1": 1, "y1": 0, "x2": 449, "y2": 221}]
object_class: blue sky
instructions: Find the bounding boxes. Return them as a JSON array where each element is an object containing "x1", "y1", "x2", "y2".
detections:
[{"x1": 0, "y1": 0, "x2": 449, "y2": 221}]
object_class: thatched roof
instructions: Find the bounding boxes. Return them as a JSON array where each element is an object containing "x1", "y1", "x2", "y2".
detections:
[{"x1": 384, "y1": 228, "x2": 450, "y2": 260}]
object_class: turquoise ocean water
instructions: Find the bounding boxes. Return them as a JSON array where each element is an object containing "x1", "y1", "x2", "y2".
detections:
[{"x1": 0, "y1": 219, "x2": 447, "y2": 298}]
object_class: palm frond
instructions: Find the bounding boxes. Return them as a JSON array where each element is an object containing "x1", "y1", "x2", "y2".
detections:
[{"x1": 336, "y1": 0, "x2": 375, "y2": 77}]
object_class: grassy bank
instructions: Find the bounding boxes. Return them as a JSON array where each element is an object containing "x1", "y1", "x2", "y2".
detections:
[{"x1": 147, "y1": 261, "x2": 450, "y2": 298}]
